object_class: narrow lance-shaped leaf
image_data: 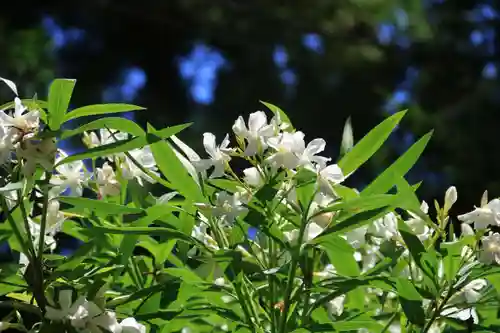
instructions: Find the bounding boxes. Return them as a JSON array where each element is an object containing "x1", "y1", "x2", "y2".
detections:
[
  {"x1": 48, "y1": 78, "x2": 76, "y2": 130},
  {"x1": 338, "y1": 110, "x2": 406, "y2": 176},
  {"x1": 149, "y1": 124, "x2": 203, "y2": 201},
  {"x1": 260, "y1": 100, "x2": 294, "y2": 130},
  {"x1": 395, "y1": 278, "x2": 426, "y2": 326},
  {"x1": 63, "y1": 103, "x2": 145, "y2": 122},
  {"x1": 55, "y1": 134, "x2": 163, "y2": 166},
  {"x1": 59, "y1": 196, "x2": 144, "y2": 216},
  {"x1": 313, "y1": 206, "x2": 392, "y2": 244},
  {"x1": 60, "y1": 117, "x2": 145, "y2": 140},
  {"x1": 362, "y1": 130, "x2": 433, "y2": 196}
]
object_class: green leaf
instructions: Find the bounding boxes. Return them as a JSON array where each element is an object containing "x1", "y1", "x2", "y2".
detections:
[
  {"x1": 56, "y1": 134, "x2": 162, "y2": 166},
  {"x1": 89, "y1": 225, "x2": 193, "y2": 242},
  {"x1": 314, "y1": 206, "x2": 391, "y2": 243},
  {"x1": 322, "y1": 236, "x2": 364, "y2": 309},
  {"x1": 441, "y1": 240, "x2": 465, "y2": 284},
  {"x1": 322, "y1": 236, "x2": 359, "y2": 277},
  {"x1": 260, "y1": 101, "x2": 294, "y2": 129},
  {"x1": 395, "y1": 278, "x2": 423, "y2": 300},
  {"x1": 396, "y1": 279, "x2": 425, "y2": 326},
  {"x1": 318, "y1": 194, "x2": 397, "y2": 215},
  {"x1": 60, "y1": 117, "x2": 145, "y2": 139},
  {"x1": 55, "y1": 242, "x2": 94, "y2": 271},
  {"x1": 294, "y1": 168, "x2": 317, "y2": 212},
  {"x1": 0, "y1": 98, "x2": 48, "y2": 110},
  {"x1": 152, "y1": 123, "x2": 193, "y2": 139},
  {"x1": 59, "y1": 197, "x2": 144, "y2": 216},
  {"x1": 149, "y1": 129, "x2": 203, "y2": 201},
  {"x1": 48, "y1": 78, "x2": 76, "y2": 130},
  {"x1": 116, "y1": 205, "x2": 174, "y2": 276},
  {"x1": 63, "y1": 103, "x2": 145, "y2": 122},
  {"x1": 164, "y1": 267, "x2": 206, "y2": 285},
  {"x1": 338, "y1": 111, "x2": 406, "y2": 176},
  {"x1": 362, "y1": 131, "x2": 433, "y2": 196},
  {"x1": 398, "y1": 220, "x2": 439, "y2": 294},
  {"x1": 136, "y1": 291, "x2": 162, "y2": 315}
]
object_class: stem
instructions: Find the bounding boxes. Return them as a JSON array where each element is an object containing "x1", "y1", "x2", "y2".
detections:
[
  {"x1": 301, "y1": 249, "x2": 316, "y2": 325},
  {"x1": 279, "y1": 212, "x2": 310, "y2": 333},
  {"x1": 421, "y1": 285, "x2": 454, "y2": 333},
  {"x1": 37, "y1": 182, "x2": 49, "y2": 260},
  {"x1": 269, "y1": 239, "x2": 277, "y2": 333},
  {"x1": 18, "y1": 192, "x2": 47, "y2": 311}
]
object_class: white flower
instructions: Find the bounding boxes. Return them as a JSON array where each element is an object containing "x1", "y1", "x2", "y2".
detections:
[
  {"x1": 369, "y1": 212, "x2": 399, "y2": 240},
  {"x1": 86, "y1": 128, "x2": 128, "y2": 148},
  {"x1": 441, "y1": 307, "x2": 478, "y2": 324},
  {"x1": 326, "y1": 294, "x2": 345, "y2": 317},
  {"x1": 212, "y1": 191, "x2": 248, "y2": 224},
  {"x1": 192, "y1": 133, "x2": 233, "y2": 178},
  {"x1": 28, "y1": 218, "x2": 57, "y2": 252},
  {"x1": 0, "y1": 98, "x2": 39, "y2": 133},
  {"x1": 444, "y1": 186, "x2": 458, "y2": 213},
  {"x1": 191, "y1": 223, "x2": 219, "y2": 251},
  {"x1": 45, "y1": 200, "x2": 66, "y2": 235},
  {"x1": 458, "y1": 279, "x2": 488, "y2": 304},
  {"x1": 45, "y1": 290, "x2": 85, "y2": 322},
  {"x1": 50, "y1": 153, "x2": 89, "y2": 197},
  {"x1": 458, "y1": 198, "x2": 500, "y2": 230},
  {"x1": 480, "y1": 232, "x2": 500, "y2": 264},
  {"x1": 243, "y1": 167, "x2": 264, "y2": 187},
  {"x1": 461, "y1": 223, "x2": 475, "y2": 236},
  {"x1": 361, "y1": 244, "x2": 380, "y2": 272},
  {"x1": 0, "y1": 125, "x2": 15, "y2": 165},
  {"x1": 17, "y1": 138, "x2": 57, "y2": 176},
  {"x1": 266, "y1": 131, "x2": 305, "y2": 169},
  {"x1": 344, "y1": 226, "x2": 367, "y2": 249},
  {"x1": 96, "y1": 162, "x2": 120, "y2": 196},
  {"x1": 120, "y1": 317, "x2": 146, "y2": 333},
  {"x1": 121, "y1": 146, "x2": 158, "y2": 186},
  {"x1": 406, "y1": 201, "x2": 433, "y2": 241},
  {"x1": 284, "y1": 222, "x2": 324, "y2": 244},
  {"x1": 309, "y1": 193, "x2": 335, "y2": 228},
  {"x1": 214, "y1": 277, "x2": 225, "y2": 286},
  {"x1": 317, "y1": 164, "x2": 345, "y2": 196},
  {"x1": 314, "y1": 264, "x2": 336, "y2": 279},
  {"x1": 232, "y1": 111, "x2": 274, "y2": 156},
  {"x1": 296, "y1": 138, "x2": 331, "y2": 169}
]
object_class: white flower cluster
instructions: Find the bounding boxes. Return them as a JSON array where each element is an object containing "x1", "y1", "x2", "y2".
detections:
[
  {"x1": 458, "y1": 191, "x2": 500, "y2": 265},
  {"x1": 45, "y1": 290, "x2": 145, "y2": 333}
]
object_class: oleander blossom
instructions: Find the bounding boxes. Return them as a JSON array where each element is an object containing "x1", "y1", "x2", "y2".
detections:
[
  {"x1": 458, "y1": 198, "x2": 500, "y2": 230},
  {"x1": 232, "y1": 111, "x2": 275, "y2": 156},
  {"x1": 479, "y1": 232, "x2": 500, "y2": 265},
  {"x1": 192, "y1": 133, "x2": 233, "y2": 178},
  {"x1": 0, "y1": 97, "x2": 40, "y2": 134},
  {"x1": 50, "y1": 150, "x2": 90, "y2": 197}
]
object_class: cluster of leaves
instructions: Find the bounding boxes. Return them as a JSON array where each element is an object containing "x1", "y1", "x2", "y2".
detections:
[{"x1": 0, "y1": 78, "x2": 500, "y2": 333}]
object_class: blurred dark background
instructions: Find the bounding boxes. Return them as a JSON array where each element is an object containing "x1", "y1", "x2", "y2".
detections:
[{"x1": 0, "y1": 0, "x2": 499, "y2": 216}]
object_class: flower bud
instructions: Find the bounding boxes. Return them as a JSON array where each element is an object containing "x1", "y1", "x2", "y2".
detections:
[{"x1": 444, "y1": 186, "x2": 457, "y2": 213}]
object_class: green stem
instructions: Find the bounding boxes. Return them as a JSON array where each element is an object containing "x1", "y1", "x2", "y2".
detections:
[
  {"x1": 301, "y1": 249, "x2": 315, "y2": 325},
  {"x1": 18, "y1": 193, "x2": 47, "y2": 311},
  {"x1": 279, "y1": 214, "x2": 309, "y2": 333},
  {"x1": 37, "y1": 182, "x2": 50, "y2": 260},
  {"x1": 269, "y1": 239, "x2": 277, "y2": 333}
]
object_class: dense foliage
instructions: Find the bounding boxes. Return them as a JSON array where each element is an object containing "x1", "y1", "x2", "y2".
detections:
[{"x1": 1, "y1": 78, "x2": 500, "y2": 333}]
